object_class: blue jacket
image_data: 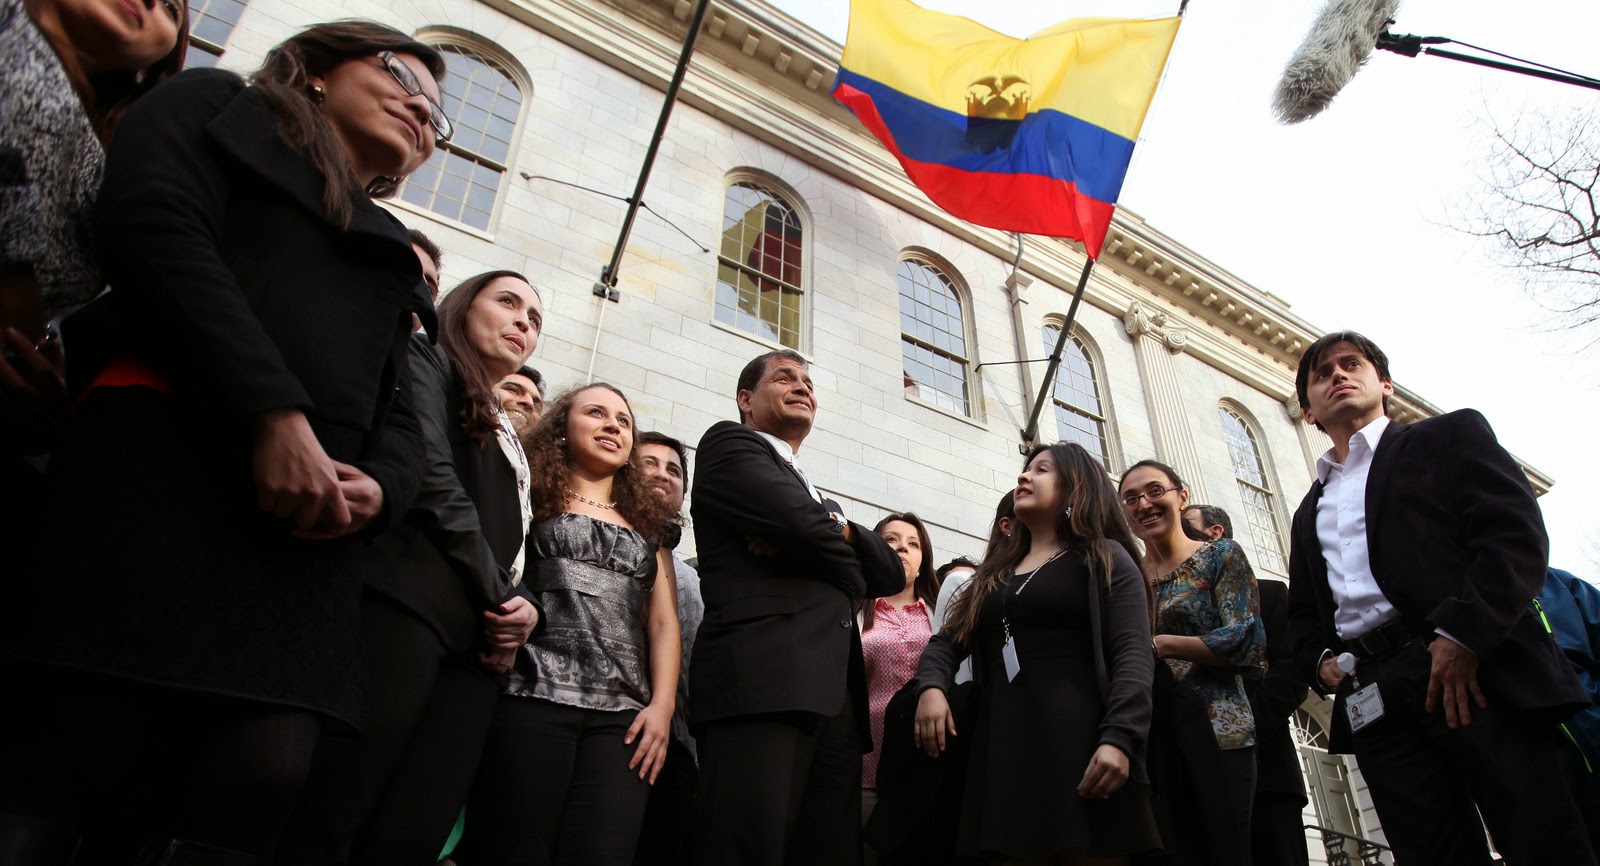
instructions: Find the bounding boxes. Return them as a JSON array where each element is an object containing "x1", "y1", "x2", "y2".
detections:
[{"x1": 1537, "y1": 568, "x2": 1600, "y2": 766}]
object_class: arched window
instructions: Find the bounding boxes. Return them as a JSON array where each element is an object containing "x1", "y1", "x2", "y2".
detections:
[
  {"x1": 185, "y1": 0, "x2": 249, "y2": 65},
  {"x1": 1042, "y1": 324, "x2": 1110, "y2": 467},
  {"x1": 400, "y1": 44, "x2": 522, "y2": 231},
  {"x1": 898, "y1": 259, "x2": 971, "y2": 415},
  {"x1": 1219, "y1": 406, "x2": 1288, "y2": 573},
  {"x1": 716, "y1": 180, "x2": 804, "y2": 349}
]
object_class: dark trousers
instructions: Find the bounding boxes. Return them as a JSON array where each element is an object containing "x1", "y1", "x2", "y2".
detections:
[
  {"x1": 0, "y1": 663, "x2": 319, "y2": 862},
  {"x1": 632, "y1": 738, "x2": 698, "y2": 866},
  {"x1": 695, "y1": 703, "x2": 863, "y2": 866},
  {"x1": 1341, "y1": 642, "x2": 1598, "y2": 866},
  {"x1": 280, "y1": 592, "x2": 499, "y2": 866},
  {"x1": 466, "y1": 697, "x2": 651, "y2": 866},
  {"x1": 1248, "y1": 796, "x2": 1308, "y2": 866}
]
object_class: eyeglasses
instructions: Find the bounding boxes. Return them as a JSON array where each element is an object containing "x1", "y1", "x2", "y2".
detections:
[
  {"x1": 378, "y1": 52, "x2": 453, "y2": 144},
  {"x1": 1120, "y1": 484, "x2": 1180, "y2": 509}
]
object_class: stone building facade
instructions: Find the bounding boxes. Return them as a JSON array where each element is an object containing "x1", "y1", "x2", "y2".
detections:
[{"x1": 188, "y1": 0, "x2": 1550, "y2": 859}]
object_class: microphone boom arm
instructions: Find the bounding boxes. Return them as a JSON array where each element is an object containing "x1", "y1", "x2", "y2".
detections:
[{"x1": 1375, "y1": 30, "x2": 1600, "y2": 91}]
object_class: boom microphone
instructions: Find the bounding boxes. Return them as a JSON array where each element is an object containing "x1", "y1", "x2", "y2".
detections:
[{"x1": 1272, "y1": 0, "x2": 1402, "y2": 124}]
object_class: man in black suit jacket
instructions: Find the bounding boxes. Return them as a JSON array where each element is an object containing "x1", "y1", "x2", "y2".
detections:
[
  {"x1": 690, "y1": 349, "x2": 904, "y2": 866},
  {"x1": 1186, "y1": 505, "x2": 1310, "y2": 866},
  {"x1": 1285, "y1": 331, "x2": 1594, "y2": 866}
]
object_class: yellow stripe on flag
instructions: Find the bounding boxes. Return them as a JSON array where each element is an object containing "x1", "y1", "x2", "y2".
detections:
[{"x1": 839, "y1": 0, "x2": 1180, "y2": 142}]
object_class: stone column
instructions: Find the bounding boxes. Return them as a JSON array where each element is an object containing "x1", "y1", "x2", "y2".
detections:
[
  {"x1": 1285, "y1": 393, "x2": 1333, "y2": 483},
  {"x1": 1123, "y1": 300, "x2": 1208, "y2": 501}
]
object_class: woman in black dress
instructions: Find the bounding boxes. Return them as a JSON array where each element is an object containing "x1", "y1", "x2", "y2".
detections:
[
  {"x1": 914, "y1": 442, "x2": 1159, "y2": 865},
  {"x1": 0, "y1": 21, "x2": 446, "y2": 864}
]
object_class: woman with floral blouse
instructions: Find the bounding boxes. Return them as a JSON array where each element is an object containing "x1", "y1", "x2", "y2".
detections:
[{"x1": 1119, "y1": 459, "x2": 1266, "y2": 866}]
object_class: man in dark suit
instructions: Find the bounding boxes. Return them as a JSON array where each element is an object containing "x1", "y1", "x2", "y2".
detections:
[
  {"x1": 1185, "y1": 504, "x2": 1310, "y2": 866},
  {"x1": 1285, "y1": 331, "x2": 1594, "y2": 866},
  {"x1": 690, "y1": 349, "x2": 904, "y2": 866}
]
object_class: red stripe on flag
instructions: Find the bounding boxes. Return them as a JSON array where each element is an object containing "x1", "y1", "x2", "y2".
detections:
[{"x1": 834, "y1": 80, "x2": 1116, "y2": 257}]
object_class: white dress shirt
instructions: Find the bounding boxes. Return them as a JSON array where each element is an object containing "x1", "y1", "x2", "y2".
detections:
[
  {"x1": 753, "y1": 429, "x2": 821, "y2": 503},
  {"x1": 1315, "y1": 415, "x2": 1398, "y2": 641}
]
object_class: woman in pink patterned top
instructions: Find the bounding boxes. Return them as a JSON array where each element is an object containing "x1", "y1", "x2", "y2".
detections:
[{"x1": 860, "y1": 512, "x2": 941, "y2": 848}]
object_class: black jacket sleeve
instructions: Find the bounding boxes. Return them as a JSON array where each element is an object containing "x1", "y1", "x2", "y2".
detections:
[
  {"x1": 1430, "y1": 409, "x2": 1549, "y2": 656},
  {"x1": 1098, "y1": 546, "x2": 1155, "y2": 760},
  {"x1": 693, "y1": 421, "x2": 882, "y2": 593},
  {"x1": 1287, "y1": 487, "x2": 1340, "y2": 694},
  {"x1": 914, "y1": 630, "x2": 970, "y2": 696},
  {"x1": 404, "y1": 336, "x2": 518, "y2": 611},
  {"x1": 94, "y1": 70, "x2": 312, "y2": 417},
  {"x1": 354, "y1": 369, "x2": 424, "y2": 532}
]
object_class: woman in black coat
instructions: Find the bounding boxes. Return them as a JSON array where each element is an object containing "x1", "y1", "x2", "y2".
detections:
[
  {"x1": 0, "y1": 21, "x2": 448, "y2": 865},
  {"x1": 280, "y1": 270, "x2": 545, "y2": 866},
  {"x1": 913, "y1": 442, "x2": 1160, "y2": 865}
]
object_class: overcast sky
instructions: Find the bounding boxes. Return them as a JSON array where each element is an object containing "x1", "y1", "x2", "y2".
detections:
[{"x1": 769, "y1": 0, "x2": 1600, "y2": 576}]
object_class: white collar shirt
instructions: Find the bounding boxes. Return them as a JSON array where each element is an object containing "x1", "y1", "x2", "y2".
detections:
[
  {"x1": 753, "y1": 429, "x2": 821, "y2": 504},
  {"x1": 1315, "y1": 414, "x2": 1397, "y2": 640}
]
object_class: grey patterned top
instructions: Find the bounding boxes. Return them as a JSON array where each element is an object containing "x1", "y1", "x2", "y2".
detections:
[
  {"x1": 0, "y1": 0, "x2": 105, "y2": 320},
  {"x1": 509, "y1": 512, "x2": 658, "y2": 711}
]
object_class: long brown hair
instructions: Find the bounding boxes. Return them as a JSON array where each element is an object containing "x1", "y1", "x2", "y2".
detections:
[
  {"x1": 435, "y1": 270, "x2": 534, "y2": 442},
  {"x1": 250, "y1": 20, "x2": 445, "y2": 225},
  {"x1": 24, "y1": 0, "x2": 190, "y2": 142},
  {"x1": 523, "y1": 384, "x2": 682, "y2": 545},
  {"x1": 946, "y1": 443, "x2": 1146, "y2": 645},
  {"x1": 861, "y1": 512, "x2": 939, "y2": 631}
]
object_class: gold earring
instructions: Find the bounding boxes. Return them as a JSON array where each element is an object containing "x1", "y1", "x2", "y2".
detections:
[{"x1": 309, "y1": 84, "x2": 325, "y2": 104}]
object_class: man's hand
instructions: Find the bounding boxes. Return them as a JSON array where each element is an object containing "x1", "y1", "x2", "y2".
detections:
[
  {"x1": 1318, "y1": 655, "x2": 1347, "y2": 693},
  {"x1": 1425, "y1": 635, "x2": 1486, "y2": 729}
]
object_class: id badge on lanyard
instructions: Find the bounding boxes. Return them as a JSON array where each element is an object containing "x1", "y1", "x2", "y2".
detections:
[{"x1": 1339, "y1": 652, "x2": 1386, "y2": 732}]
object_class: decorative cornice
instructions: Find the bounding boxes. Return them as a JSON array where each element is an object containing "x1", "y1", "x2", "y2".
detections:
[{"x1": 1122, "y1": 300, "x2": 1189, "y2": 353}]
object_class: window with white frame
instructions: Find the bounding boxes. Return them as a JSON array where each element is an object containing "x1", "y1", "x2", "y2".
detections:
[
  {"x1": 898, "y1": 259, "x2": 971, "y2": 415},
  {"x1": 715, "y1": 180, "x2": 804, "y2": 349},
  {"x1": 184, "y1": 0, "x2": 248, "y2": 65},
  {"x1": 1219, "y1": 405, "x2": 1288, "y2": 573},
  {"x1": 1042, "y1": 324, "x2": 1110, "y2": 468},
  {"x1": 400, "y1": 44, "x2": 522, "y2": 232}
]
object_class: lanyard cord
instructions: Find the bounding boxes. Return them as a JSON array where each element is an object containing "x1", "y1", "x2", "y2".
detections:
[{"x1": 1003, "y1": 547, "x2": 1067, "y2": 640}]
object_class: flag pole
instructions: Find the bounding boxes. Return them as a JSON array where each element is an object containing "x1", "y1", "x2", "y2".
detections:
[{"x1": 1020, "y1": 255, "x2": 1094, "y2": 449}]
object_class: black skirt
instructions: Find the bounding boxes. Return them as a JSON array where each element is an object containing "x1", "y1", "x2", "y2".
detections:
[{"x1": 3, "y1": 389, "x2": 368, "y2": 728}]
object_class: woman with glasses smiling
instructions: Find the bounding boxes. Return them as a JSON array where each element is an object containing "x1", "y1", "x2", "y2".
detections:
[
  {"x1": 0, "y1": 21, "x2": 449, "y2": 865},
  {"x1": 1118, "y1": 460, "x2": 1265, "y2": 866}
]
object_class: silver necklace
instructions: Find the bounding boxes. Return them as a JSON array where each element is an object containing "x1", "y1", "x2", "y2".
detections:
[
  {"x1": 567, "y1": 488, "x2": 616, "y2": 510},
  {"x1": 1012, "y1": 547, "x2": 1067, "y2": 597}
]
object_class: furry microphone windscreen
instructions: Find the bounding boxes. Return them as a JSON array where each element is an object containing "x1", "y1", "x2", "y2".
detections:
[{"x1": 1272, "y1": 0, "x2": 1402, "y2": 124}]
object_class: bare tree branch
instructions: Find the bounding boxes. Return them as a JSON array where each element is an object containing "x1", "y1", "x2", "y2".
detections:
[{"x1": 1456, "y1": 103, "x2": 1600, "y2": 341}]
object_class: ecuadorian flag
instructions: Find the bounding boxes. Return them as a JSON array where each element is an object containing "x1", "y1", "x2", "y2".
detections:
[{"x1": 832, "y1": 0, "x2": 1181, "y2": 258}]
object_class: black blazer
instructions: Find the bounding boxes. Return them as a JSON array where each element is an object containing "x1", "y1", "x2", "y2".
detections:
[
  {"x1": 1286, "y1": 410, "x2": 1589, "y2": 730},
  {"x1": 365, "y1": 337, "x2": 528, "y2": 652},
  {"x1": 83, "y1": 69, "x2": 434, "y2": 522},
  {"x1": 688, "y1": 420, "x2": 904, "y2": 732}
]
